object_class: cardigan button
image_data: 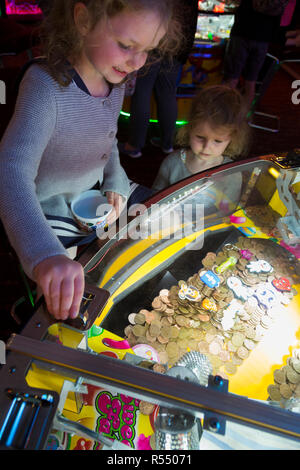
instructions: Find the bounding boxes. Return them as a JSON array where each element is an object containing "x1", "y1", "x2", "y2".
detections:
[{"x1": 103, "y1": 99, "x2": 111, "y2": 108}]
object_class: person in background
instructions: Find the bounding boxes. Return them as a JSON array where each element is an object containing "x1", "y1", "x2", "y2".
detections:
[
  {"x1": 281, "y1": 0, "x2": 297, "y2": 30},
  {"x1": 223, "y1": 0, "x2": 289, "y2": 109},
  {"x1": 286, "y1": 29, "x2": 300, "y2": 46},
  {"x1": 152, "y1": 85, "x2": 250, "y2": 192},
  {"x1": 0, "y1": 0, "x2": 181, "y2": 321},
  {"x1": 119, "y1": 0, "x2": 199, "y2": 158},
  {"x1": 284, "y1": 0, "x2": 300, "y2": 47}
]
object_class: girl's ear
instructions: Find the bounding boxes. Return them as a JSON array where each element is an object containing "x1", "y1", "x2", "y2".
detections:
[{"x1": 74, "y1": 2, "x2": 91, "y2": 36}]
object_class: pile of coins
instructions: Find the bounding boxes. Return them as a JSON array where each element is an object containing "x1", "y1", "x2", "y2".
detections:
[
  {"x1": 245, "y1": 205, "x2": 281, "y2": 238},
  {"x1": 124, "y1": 237, "x2": 299, "y2": 377},
  {"x1": 267, "y1": 350, "x2": 300, "y2": 402}
]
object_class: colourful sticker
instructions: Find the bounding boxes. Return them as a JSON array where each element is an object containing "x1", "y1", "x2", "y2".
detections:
[
  {"x1": 95, "y1": 391, "x2": 140, "y2": 448},
  {"x1": 240, "y1": 249, "x2": 253, "y2": 260},
  {"x1": 272, "y1": 277, "x2": 291, "y2": 292},
  {"x1": 221, "y1": 299, "x2": 244, "y2": 331},
  {"x1": 102, "y1": 338, "x2": 131, "y2": 350},
  {"x1": 215, "y1": 256, "x2": 237, "y2": 274},
  {"x1": 246, "y1": 260, "x2": 273, "y2": 274},
  {"x1": 202, "y1": 297, "x2": 217, "y2": 312},
  {"x1": 132, "y1": 344, "x2": 160, "y2": 362},
  {"x1": 178, "y1": 282, "x2": 202, "y2": 302},
  {"x1": 254, "y1": 284, "x2": 278, "y2": 309},
  {"x1": 238, "y1": 227, "x2": 256, "y2": 237},
  {"x1": 227, "y1": 276, "x2": 252, "y2": 301},
  {"x1": 199, "y1": 270, "x2": 220, "y2": 288},
  {"x1": 88, "y1": 325, "x2": 103, "y2": 338},
  {"x1": 230, "y1": 215, "x2": 247, "y2": 224}
]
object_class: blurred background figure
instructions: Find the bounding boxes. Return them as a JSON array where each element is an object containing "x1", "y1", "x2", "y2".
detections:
[
  {"x1": 119, "y1": 0, "x2": 199, "y2": 158},
  {"x1": 223, "y1": 0, "x2": 290, "y2": 109},
  {"x1": 286, "y1": 28, "x2": 300, "y2": 46}
]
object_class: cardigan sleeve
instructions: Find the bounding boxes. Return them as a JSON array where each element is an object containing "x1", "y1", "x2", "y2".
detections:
[
  {"x1": 101, "y1": 138, "x2": 130, "y2": 200},
  {"x1": 0, "y1": 72, "x2": 67, "y2": 278}
]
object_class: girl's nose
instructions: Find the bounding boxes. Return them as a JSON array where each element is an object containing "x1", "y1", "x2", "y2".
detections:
[
  {"x1": 127, "y1": 51, "x2": 147, "y2": 72},
  {"x1": 202, "y1": 139, "x2": 210, "y2": 151}
]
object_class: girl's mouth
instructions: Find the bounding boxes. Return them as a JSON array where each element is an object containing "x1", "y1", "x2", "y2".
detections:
[
  {"x1": 113, "y1": 66, "x2": 127, "y2": 78},
  {"x1": 198, "y1": 153, "x2": 210, "y2": 158}
]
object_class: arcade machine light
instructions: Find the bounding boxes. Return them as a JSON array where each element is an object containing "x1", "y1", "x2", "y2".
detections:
[
  {"x1": 196, "y1": 0, "x2": 236, "y2": 42},
  {"x1": 198, "y1": 0, "x2": 239, "y2": 13},
  {"x1": 4, "y1": 0, "x2": 43, "y2": 20}
]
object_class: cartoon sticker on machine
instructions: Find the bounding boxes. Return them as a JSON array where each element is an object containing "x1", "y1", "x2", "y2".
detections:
[
  {"x1": 227, "y1": 276, "x2": 252, "y2": 301},
  {"x1": 246, "y1": 259, "x2": 273, "y2": 274},
  {"x1": 199, "y1": 270, "x2": 221, "y2": 288},
  {"x1": 178, "y1": 282, "x2": 202, "y2": 301}
]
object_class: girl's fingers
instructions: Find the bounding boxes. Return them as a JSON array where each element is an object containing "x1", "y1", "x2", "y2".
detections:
[
  {"x1": 106, "y1": 206, "x2": 117, "y2": 224},
  {"x1": 40, "y1": 283, "x2": 53, "y2": 317},
  {"x1": 33, "y1": 256, "x2": 85, "y2": 320},
  {"x1": 69, "y1": 274, "x2": 85, "y2": 319},
  {"x1": 60, "y1": 277, "x2": 75, "y2": 319},
  {"x1": 49, "y1": 277, "x2": 63, "y2": 319},
  {"x1": 106, "y1": 191, "x2": 114, "y2": 205},
  {"x1": 106, "y1": 192, "x2": 125, "y2": 222}
]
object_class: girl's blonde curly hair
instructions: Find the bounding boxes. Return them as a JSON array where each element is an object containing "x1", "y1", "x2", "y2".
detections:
[
  {"x1": 40, "y1": 0, "x2": 183, "y2": 86},
  {"x1": 176, "y1": 85, "x2": 251, "y2": 159}
]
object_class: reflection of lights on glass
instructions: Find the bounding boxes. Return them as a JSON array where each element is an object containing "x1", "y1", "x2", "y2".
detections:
[
  {"x1": 213, "y1": 3, "x2": 225, "y2": 13},
  {"x1": 5, "y1": 0, "x2": 42, "y2": 15},
  {"x1": 198, "y1": 1, "x2": 231, "y2": 12},
  {"x1": 196, "y1": 13, "x2": 234, "y2": 40},
  {"x1": 268, "y1": 167, "x2": 280, "y2": 179}
]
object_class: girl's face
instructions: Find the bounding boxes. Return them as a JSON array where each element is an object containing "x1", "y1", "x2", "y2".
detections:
[
  {"x1": 77, "y1": 7, "x2": 167, "y2": 85},
  {"x1": 189, "y1": 121, "x2": 232, "y2": 160}
]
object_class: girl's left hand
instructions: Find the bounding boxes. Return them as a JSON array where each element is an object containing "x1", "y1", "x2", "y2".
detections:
[{"x1": 105, "y1": 191, "x2": 126, "y2": 224}]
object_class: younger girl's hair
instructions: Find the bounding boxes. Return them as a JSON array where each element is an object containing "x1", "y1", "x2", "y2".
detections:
[
  {"x1": 176, "y1": 85, "x2": 251, "y2": 158},
  {"x1": 40, "y1": 0, "x2": 183, "y2": 86}
]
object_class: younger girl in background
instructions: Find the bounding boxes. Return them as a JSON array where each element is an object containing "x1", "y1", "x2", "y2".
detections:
[
  {"x1": 152, "y1": 85, "x2": 250, "y2": 192},
  {"x1": 0, "y1": 0, "x2": 180, "y2": 321}
]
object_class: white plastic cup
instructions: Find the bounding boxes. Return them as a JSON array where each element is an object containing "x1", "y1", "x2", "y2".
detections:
[{"x1": 71, "y1": 190, "x2": 113, "y2": 231}]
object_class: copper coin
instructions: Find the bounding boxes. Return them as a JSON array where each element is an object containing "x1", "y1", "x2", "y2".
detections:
[
  {"x1": 280, "y1": 383, "x2": 293, "y2": 399},
  {"x1": 273, "y1": 368, "x2": 286, "y2": 384},
  {"x1": 267, "y1": 384, "x2": 281, "y2": 401},
  {"x1": 209, "y1": 341, "x2": 222, "y2": 355}
]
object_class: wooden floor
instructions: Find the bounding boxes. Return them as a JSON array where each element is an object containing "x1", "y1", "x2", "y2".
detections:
[{"x1": 1, "y1": 60, "x2": 300, "y2": 343}]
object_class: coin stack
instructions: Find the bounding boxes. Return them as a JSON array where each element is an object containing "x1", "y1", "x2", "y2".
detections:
[
  {"x1": 267, "y1": 351, "x2": 300, "y2": 402},
  {"x1": 245, "y1": 205, "x2": 281, "y2": 238},
  {"x1": 124, "y1": 237, "x2": 298, "y2": 377}
]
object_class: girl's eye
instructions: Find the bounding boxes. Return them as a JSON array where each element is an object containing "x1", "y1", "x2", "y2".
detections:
[{"x1": 118, "y1": 42, "x2": 132, "y2": 51}]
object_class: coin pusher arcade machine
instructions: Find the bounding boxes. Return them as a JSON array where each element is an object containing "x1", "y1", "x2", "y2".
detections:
[{"x1": 1, "y1": 148, "x2": 300, "y2": 451}]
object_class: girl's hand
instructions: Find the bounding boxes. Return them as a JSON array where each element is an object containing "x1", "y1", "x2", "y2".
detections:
[
  {"x1": 33, "y1": 255, "x2": 85, "y2": 320},
  {"x1": 105, "y1": 191, "x2": 126, "y2": 224}
]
